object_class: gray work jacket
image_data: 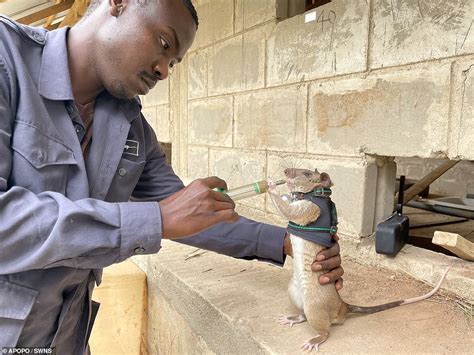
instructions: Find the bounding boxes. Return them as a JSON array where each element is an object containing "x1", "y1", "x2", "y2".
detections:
[{"x1": 0, "y1": 17, "x2": 286, "y2": 354}]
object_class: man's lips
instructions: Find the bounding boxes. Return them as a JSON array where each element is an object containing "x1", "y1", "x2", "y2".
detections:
[{"x1": 141, "y1": 76, "x2": 157, "y2": 90}]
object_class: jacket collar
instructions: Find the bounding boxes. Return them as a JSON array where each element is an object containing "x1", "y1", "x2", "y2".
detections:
[
  {"x1": 38, "y1": 27, "x2": 74, "y2": 101},
  {"x1": 38, "y1": 27, "x2": 141, "y2": 122}
]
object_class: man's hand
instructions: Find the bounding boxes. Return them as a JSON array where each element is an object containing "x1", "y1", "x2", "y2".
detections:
[
  {"x1": 313, "y1": 236, "x2": 344, "y2": 291},
  {"x1": 283, "y1": 234, "x2": 344, "y2": 291},
  {"x1": 159, "y1": 177, "x2": 240, "y2": 239}
]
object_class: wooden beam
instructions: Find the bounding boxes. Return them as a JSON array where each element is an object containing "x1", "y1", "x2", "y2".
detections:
[
  {"x1": 433, "y1": 231, "x2": 474, "y2": 261},
  {"x1": 44, "y1": 0, "x2": 65, "y2": 28},
  {"x1": 395, "y1": 160, "x2": 460, "y2": 205},
  {"x1": 59, "y1": 0, "x2": 91, "y2": 27},
  {"x1": 45, "y1": 22, "x2": 61, "y2": 31},
  {"x1": 17, "y1": 0, "x2": 75, "y2": 25}
]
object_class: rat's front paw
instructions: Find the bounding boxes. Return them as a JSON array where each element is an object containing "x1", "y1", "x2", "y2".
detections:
[{"x1": 266, "y1": 180, "x2": 278, "y2": 194}]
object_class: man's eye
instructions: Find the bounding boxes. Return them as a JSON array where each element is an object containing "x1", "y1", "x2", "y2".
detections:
[{"x1": 160, "y1": 37, "x2": 169, "y2": 49}]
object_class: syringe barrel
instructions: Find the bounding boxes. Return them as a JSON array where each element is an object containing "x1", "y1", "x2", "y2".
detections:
[{"x1": 225, "y1": 181, "x2": 267, "y2": 201}]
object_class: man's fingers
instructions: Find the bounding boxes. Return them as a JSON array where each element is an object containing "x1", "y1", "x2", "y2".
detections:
[
  {"x1": 212, "y1": 200, "x2": 237, "y2": 211},
  {"x1": 315, "y1": 239, "x2": 340, "y2": 261},
  {"x1": 312, "y1": 255, "x2": 341, "y2": 272},
  {"x1": 318, "y1": 266, "x2": 344, "y2": 285},
  {"x1": 211, "y1": 189, "x2": 235, "y2": 204},
  {"x1": 335, "y1": 278, "x2": 344, "y2": 291},
  {"x1": 200, "y1": 176, "x2": 228, "y2": 191},
  {"x1": 214, "y1": 209, "x2": 240, "y2": 224}
]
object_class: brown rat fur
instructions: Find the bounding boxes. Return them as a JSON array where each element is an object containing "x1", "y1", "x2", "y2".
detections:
[{"x1": 268, "y1": 168, "x2": 450, "y2": 351}]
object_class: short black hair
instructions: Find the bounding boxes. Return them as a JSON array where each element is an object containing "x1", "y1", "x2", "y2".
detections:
[
  {"x1": 86, "y1": 0, "x2": 199, "y2": 28},
  {"x1": 181, "y1": 0, "x2": 199, "y2": 28}
]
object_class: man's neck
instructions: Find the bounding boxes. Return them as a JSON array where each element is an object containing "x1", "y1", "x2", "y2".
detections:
[{"x1": 67, "y1": 24, "x2": 104, "y2": 105}]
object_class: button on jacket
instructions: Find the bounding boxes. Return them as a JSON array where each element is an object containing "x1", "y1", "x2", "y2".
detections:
[{"x1": 0, "y1": 17, "x2": 286, "y2": 353}]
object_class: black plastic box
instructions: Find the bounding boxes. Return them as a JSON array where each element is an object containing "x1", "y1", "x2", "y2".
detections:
[{"x1": 375, "y1": 213, "x2": 409, "y2": 256}]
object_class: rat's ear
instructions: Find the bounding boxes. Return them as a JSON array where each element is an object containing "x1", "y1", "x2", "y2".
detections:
[
  {"x1": 320, "y1": 172, "x2": 333, "y2": 187},
  {"x1": 314, "y1": 168, "x2": 320, "y2": 174}
]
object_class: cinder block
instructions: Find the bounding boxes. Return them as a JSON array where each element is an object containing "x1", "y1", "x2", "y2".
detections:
[
  {"x1": 141, "y1": 106, "x2": 157, "y2": 133},
  {"x1": 139, "y1": 254, "x2": 214, "y2": 354},
  {"x1": 141, "y1": 79, "x2": 169, "y2": 107},
  {"x1": 235, "y1": 0, "x2": 279, "y2": 31},
  {"x1": 188, "y1": 49, "x2": 208, "y2": 100},
  {"x1": 372, "y1": 157, "x2": 396, "y2": 230},
  {"x1": 176, "y1": 57, "x2": 190, "y2": 177},
  {"x1": 188, "y1": 97, "x2": 233, "y2": 147},
  {"x1": 188, "y1": 145, "x2": 209, "y2": 179},
  {"x1": 267, "y1": 153, "x2": 378, "y2": 238},
  {"x1": 155, "y1": 104, "x2": 171, "y2": 143},
  {"x1": 243, "y1": 24, "x2": 274, "y2": 91},
  {"x1": 450, "y1": 58, "x2": 474, "y2": 159},
  {"x1": 371, "y1": 0, "x2": 474, "y2": 68},
  {"x1": 266, "y1": 0, "x2": 369, "y2": 86},
  {"x1": 208, "y1": 25, "x2": 272, "y2": 95},
  {"x1": 191, "y1": 0, "x2": 234, "y2": 50},
  {"x1": 308, "y1": 63, "x2": 451, "y2": 157},
  {"x1": 234, "y1": 85, "x2": 307, "y2": 152},
  {"x1": 208, "y1": 36, "x2": 243, "y2": 95},
  {"x1": 209, "y1": 148, "x2": 267, "y2": 211}
]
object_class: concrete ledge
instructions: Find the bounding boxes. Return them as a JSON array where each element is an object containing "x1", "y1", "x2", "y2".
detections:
[
  {"x1": 133, "y1": 241, "x2": 472, "y2": 354},
  {"x1": 90, "y1": 260, "x2": 147, "y2": 355}
]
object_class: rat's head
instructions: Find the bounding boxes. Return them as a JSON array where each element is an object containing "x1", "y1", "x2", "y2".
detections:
[{"x1": 284, "y1": 168, "x2": 332, "y2": 193}]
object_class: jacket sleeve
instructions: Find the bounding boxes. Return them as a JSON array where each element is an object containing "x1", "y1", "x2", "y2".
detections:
[
  {"x1": 178, "y1": 217, "x2": 287, "y2": 266},
  {"x1": 131, "y1": 117, "x2": 287, "y2": 266},
  {"x1": 0, "y1": 58, "x2": 162, "y2": 274}
]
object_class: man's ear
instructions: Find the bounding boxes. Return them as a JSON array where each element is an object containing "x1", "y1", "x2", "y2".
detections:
[
  {"x1": 109, "y1": 0, "x2": 127, "y2": 17},
  {"x1": 320, "y1": 172, "x2": 333, "y2": 188}
]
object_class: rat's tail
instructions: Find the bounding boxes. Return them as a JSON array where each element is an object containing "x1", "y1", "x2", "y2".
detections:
[{"x1": 347, "y1": 267, "x2": 450, "y2": 315}]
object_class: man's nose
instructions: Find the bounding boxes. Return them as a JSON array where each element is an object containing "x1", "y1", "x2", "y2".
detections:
[{"x1": 153, "y1": 60, "x2": 169, "y2": 80}]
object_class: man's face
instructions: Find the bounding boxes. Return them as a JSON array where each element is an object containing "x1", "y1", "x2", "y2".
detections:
[{"x1": 93, "y1": 0, "x2": 196, "y2": 99}]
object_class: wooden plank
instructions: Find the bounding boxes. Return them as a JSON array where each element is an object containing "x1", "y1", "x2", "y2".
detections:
[
  {"x1": 16, "y1": 0, "x2": 74, "y2": 25},
  {"x1": 433, "y1": 231, "x2": 474, "y2": 261}
]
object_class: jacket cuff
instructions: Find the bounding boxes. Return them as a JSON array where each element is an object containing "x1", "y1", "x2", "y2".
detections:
[
  {"x1": 256, "y1": 223, "x2": 287, "y2": 266},
  {"x1": 118, "y1": 201, "x2": 162, "y2": 260}
]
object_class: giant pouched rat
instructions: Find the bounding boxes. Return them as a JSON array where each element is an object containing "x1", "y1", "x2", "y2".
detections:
[{"x1": 267, "y1": 168, "x2": 450, "y2": 352}]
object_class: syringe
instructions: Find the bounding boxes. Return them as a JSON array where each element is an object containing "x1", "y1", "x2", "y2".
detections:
[{"x1": 218, "y1": 179, "x2": 286, "y2": 201}]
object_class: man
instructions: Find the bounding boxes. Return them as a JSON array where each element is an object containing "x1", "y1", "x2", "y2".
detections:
[{"x1": 0, "y1": 0, "x2": 343, "y2": 353}]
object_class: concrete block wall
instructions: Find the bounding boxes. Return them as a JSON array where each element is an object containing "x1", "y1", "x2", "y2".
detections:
[{"x1": 142, "y1": 0, "x2": 474, "y2": 240}]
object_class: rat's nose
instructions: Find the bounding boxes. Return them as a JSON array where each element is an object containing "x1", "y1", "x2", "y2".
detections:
[{"x1": 284, "y1": 168, "x2": 294, "y2": 178}]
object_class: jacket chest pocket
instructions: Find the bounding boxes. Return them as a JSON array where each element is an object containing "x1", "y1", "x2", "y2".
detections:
[
  {"x1": 10, "y1": 122, "x2": 76, "y2": 194},
  {"x1": 105, "y1": 158, "x2": 146, "y2": 202},
  {"x1": 0, "y1": 280, "x2": 39, "y2": 347}
]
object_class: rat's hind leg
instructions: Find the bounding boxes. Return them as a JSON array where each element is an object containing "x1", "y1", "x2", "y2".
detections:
[
  {"x1": 278, "y1": 277, "x2": 307, "y2": 327},
  {"x1": 302, "y1": 301, "x2": 331, "y2": 351},
  {"x1": 278, "y1": 314, "x2": 306, "y2": 326},
  {"x1": 302, "y1": 332, "x2": 329, "y2": 352}
]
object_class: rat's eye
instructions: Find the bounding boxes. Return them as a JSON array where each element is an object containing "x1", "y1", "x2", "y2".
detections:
[
  {"x1": 303, "y1": 172, "x2": 311, "y2": 177},
  {"x1": 160, "y1": 37, "x2": 169, "y2": 50}
]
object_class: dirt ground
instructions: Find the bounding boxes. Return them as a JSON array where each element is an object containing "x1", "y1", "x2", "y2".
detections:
[{"x1": 315, "y1": 258, "x2": 474, "y2": 354}]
